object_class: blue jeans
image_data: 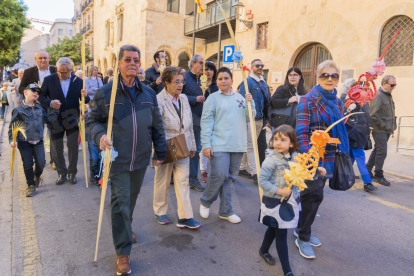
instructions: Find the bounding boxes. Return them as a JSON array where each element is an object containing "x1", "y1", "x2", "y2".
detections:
[
  {"x1": 200, "y1": 152, "x2": 243, "y2": 217},
  {"x1": 88, "y1": 140, "x2": 101, "y2": 179},
  {"x1": 0, "y1": 105, "x2": 5, "y2": 118},
  {"x1": 190, "y1": 126, "x2": 202, "y2": 181},
  {"x1": 350, "y1": 147, "x2": 372, "y2": 184},
  {"x1": 17, "y1": 140, "x2": 45, "y2": 186}
]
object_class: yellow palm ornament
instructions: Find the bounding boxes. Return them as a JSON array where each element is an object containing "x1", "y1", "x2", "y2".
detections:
[{"x1": 10, "y1": 121, "x2": 27, "y2": 179}]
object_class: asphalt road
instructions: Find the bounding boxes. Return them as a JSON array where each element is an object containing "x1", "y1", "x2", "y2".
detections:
[{"x1": 1, "y1": 122, "x2": 413, "y2": 276}]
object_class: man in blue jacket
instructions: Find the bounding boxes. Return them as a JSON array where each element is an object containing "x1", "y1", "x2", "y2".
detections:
[
  {"x1": 238, "y1": 59, "x2": 270, "y2": 184},
  {"x1": 182, "y1": 54, "x2": 205, "y2": 192},
  {"x1": 88, "y1": 45, "x2": 167, "y2": 276}
]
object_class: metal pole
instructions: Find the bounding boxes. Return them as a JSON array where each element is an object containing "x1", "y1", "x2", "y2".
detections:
[
  {"x1": 217, "y1": 0, "x2": 223, "y2": 67},
  {"x1": 192, "y1": 3, "x2": 197, "y2": 56}
]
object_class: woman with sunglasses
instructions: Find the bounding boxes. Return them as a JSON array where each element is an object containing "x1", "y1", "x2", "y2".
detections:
[
  {"x1": 269, "y1": 67, "x2": 307, "y2": 128},
  {"x1": 153, "y1": 66, "x2": 201, "y2": 229},
  {"x1": 199, "y1": 61, "x2": 219, "y2": 183},
  {"x1": 295, "y1": 60, "x2": 349, "y2": 259}
]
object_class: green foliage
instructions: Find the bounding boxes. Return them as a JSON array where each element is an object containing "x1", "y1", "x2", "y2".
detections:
[
  {"x1": 46, "y1": 34, "x2": 91, "y2": 65},
  {"x1": 0, "y1": 0, "x2": 30, "y2": 66}
]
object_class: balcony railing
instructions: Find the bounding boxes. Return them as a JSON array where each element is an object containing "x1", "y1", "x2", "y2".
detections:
[
  {"x1": 72, "y1": 11, "x2": 81, "y2": 22},
  {"x1": 81, "y1": 0, "x2": 94, "y2": 13},
  {"x1": 80, "y1": 22, "x2": 93, "y2": 35},
  {"x1": 184, "y1": 0, "x2": 236, "y2": 35}
]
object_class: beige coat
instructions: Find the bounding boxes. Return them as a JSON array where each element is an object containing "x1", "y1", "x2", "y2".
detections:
[{"x1": 157, "y1": 89, "x2": 196, "y2": 151}]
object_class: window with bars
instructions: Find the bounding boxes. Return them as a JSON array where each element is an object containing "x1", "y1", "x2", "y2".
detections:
[
  {"x1": 256, "y1": 22, "x2": 269, "y2": 50},
  {"x1": 380, "y1": 15, "x2": 414, "y2": 66}
]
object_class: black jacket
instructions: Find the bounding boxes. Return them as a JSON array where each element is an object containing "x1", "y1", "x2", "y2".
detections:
[
  {"x1": 182, "y1": 71, "x2": 203, "y2": 127},
  {"x1": 344, "y1": 104, "x2": 372, "y2": 148},
  {"x1": 204, "y1": 81, "x2": 219, "y2": 99},
  {"x1": 19, "y1": 66, "x2": 57, "y2": 94},
  {"x1": 270, "y1": 85, "x2": 304, "y2": 108},
  {"x1": 38, "y1": 73, "x2": 90, "y2": 132},
  {"x1": 145, "y1": 66, "x2": 164, "y2": 94},
  {"x1": 87, "y1": 76, "x2": 167, "y2": 172}
]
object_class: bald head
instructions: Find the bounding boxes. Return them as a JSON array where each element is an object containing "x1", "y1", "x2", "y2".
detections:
[{"x1": 35, "y1": 50, "x2": 50, "y2": 70}]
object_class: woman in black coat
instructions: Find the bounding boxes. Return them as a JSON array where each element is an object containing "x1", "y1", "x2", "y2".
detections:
[
  {"x1": 269, "y1": 67, "x2": 307, "y2": 128},
  {"x1": 204, "y1": 61, "x2": 218, "y2": 99}
]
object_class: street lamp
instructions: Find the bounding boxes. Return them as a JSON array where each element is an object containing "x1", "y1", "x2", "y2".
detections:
[{"x1": 232, "y1": 1, "x2": 253, "y2": 29}]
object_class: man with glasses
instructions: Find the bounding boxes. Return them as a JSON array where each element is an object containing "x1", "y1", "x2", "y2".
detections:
[
  {"x1": 238, "y1": 59, "x2": 270, "y2": 184},
  {"x1": 145, "y1": 50, "x2": 168, "y2": 94},
  {"x1": 88, "y1": 45, "x2": 166, "y2": 276},
  {"x1": 39, "y1": 57, "x2": 89, "y2": 185},
  {"x1": 366, "y1": 75, "x2": 397, "y2": 186},
  {"x1": 182, "y1": 54, "x2": 206, "y2": 192}
]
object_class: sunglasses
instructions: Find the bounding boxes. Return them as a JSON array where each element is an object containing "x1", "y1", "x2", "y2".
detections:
[
  {"x1": 389, "y1": 84, "x2": 397, "y2": 88},
  {"x1": 254, "y1": 64, "x2": 265, "y2": 69},
  {"x1": 319, "y1": 73, "x2": 339, "y2": 80}
]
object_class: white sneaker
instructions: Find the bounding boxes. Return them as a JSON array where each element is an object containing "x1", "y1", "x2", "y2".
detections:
[
  {"x1": 219, "y1": 214, "x2": 241, "y2": 224},
  {"x1": 199, "y1": 205, "x2": 210, "y2": 219}
]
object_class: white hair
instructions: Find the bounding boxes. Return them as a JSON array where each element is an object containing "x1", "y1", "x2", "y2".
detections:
[
  {"x1": 340, "y1": 78, "x2": 355, "y2": 97},
  {"x1": 18, "y1": 68, "x2": 25, "y2": 73},
  {"x1": 75, "y1": 70, "x2": 83, "y2": 77},
  {"x1": 56, "y1": 57, "x2": 74, "y2": 71},
  {"x1": 316, "y1": 60, "x2": 340, "y2": 77}
]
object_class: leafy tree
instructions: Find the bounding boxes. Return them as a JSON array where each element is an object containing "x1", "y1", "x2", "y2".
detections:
[
  {"x1": 46, "y1": 34, "x2": 91, "y2": 65},
  {"x1": 0, "y1": 0, "x2": 30, "y2": 67}
]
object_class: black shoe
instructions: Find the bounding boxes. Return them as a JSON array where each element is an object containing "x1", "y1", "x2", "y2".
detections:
[
  {"x1": 259, "y1": 249, "x2": 276, "y2": 266},
  {"x1": 252, "y1": 174, "x2": 258, "y2": 185},
  {"x1": 68, "y1": 173, "x2": 77, "y2": 184},
  {"x1": 373, "y1": 176, "x2": 390, "y2": 186},
  {"x1": 364, "y1": 183, "x2": 378, "y2": 192},
  {"x1": 239, "y1": 169, "x2": 253, "y2": 179},
  {"x1": 56, "y1": 174, "x2": 67, "y2": 185},
  {"x1": 35, "y1": 176, "x2": 42, "y2": 188},
  {"x1": 190, "y1": 179, "x2": 204, "y2": 192}
]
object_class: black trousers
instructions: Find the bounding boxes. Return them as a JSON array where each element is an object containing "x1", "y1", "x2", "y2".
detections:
[
  {"x1": 258, "y1": 124, "x2": 267, "y2": 166},
  {"x1": 50, "y1": 127, "x2": 79, "y2": 176},
  {"x1": 17, "y1": 141, "x2": 45, "y2": 186},
  {"x1": 110, "y1": 167, "x2": 147, "y2": 256},
  {"x1": 298, "y1": 180, "x2": 325, "y2": 242},
  {"x1": 366, "y1": 131, "x2": 391, "y2": 178},
  {"x1": 260, "y1": 227, "x2": 292, "y2": 275}
]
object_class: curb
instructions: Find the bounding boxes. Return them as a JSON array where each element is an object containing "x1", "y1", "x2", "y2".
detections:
[{"x1": 384, "y1": 170, "x2": 414, "y2": 182}]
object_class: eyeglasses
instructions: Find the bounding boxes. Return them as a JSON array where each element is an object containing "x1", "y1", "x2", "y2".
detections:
[
  {"x1": 254, "y1": 64, "x2": 265, "y2": 69},
  {"x1": 288, "y1": 73, "x2": 299, "y2": 78},
  {"x1": 389, "y1": 84, "x2": 397, "y2": 88},
  {"x1": 173, "y1": 80, "x2": 186, "y2": 86},
  {"x1": 319, "y1": 73, "x2": 339, "y2": 80},
  {"x1": 122, "y1": 58, "x2": 140, "y2": 64},
  {"x1": 57, "y1": 71, "x2": 70, "y2": 75}
]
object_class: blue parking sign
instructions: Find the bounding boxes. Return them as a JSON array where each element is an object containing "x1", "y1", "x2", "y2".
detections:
[{"x1": 223, "y1": 45, "x2": 235, "y2": 63}]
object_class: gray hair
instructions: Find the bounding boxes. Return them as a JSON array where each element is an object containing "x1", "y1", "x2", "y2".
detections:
[
  {"x1": 189, "y1": 54, "x2": 202, "y2": 69},
  {"x1": 381, "y1": 75, "x2": 396, "y2": 85},
  {"x1": 107, "y1": 69, "x2": 113, "y2": 76},
  {"x1": 75, "y1": 70, "x2": 83, "y2": 77},
  {"x1": 316, "y1": 60, "x2": 340, "y2": 77},
  {"x1": 340, "y1": 78, "x2": 356, "y2": 96},
  {"x1": 56, "y1": 57, "x2": 74, "y2": 71},
  {"x1": 18, "y1": 68, "x2": 25, "y2": 73},
  {"x1": 118, "y1": 45, "x2": 141, "y2": 60}
]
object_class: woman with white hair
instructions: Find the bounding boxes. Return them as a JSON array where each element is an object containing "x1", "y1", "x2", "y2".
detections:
[
  {"x1": 295, "y1": 60, "x2": 348, "y2": 259},
  {"x1": 75, "y1": 70, "x2": 83, "y2": 78}
]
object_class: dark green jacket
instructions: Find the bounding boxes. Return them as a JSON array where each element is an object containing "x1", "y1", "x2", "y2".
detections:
[{"x1": 370, "y1": 87, "x2": 396, "y2": 134}]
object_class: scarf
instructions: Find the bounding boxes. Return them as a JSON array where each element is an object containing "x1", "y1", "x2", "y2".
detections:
[{"x1": 315, "y1": 85, "x2": 350, "y2": 153}]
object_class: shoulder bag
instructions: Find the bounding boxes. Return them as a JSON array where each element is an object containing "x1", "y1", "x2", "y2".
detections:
[
  {"x1": 329, "y1": 151, "x2": 355, "y2": 191},
  {"x1": 268, "y1": 88, "x2": 297, "y2": 128},
  {"x1": 164, "y1": 99, "x2": 190, "y2": 164}
]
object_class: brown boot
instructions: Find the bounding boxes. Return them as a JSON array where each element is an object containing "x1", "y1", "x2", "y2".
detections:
[
  {"x1": 116, "y1": 255, "x2": 131, "y2": 275},
  {"x1": 51, "y1": 162, "x2": 56, "y2": 170},
  {"x1": 132, "y1": 232, "x2": 137, "y2": 243}
]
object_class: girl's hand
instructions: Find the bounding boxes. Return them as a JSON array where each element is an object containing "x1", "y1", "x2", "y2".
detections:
[
  {"x1": 318, "y1": 167, "x2": 327, "y2": 177},
  {"x1": 245, "y1": 93, "x2": 253, "y2": 102},
  {"x1": 277, "y1": 187, "x2": 292, "y2": 197},
  {"x1": 10, "y1": 141, "x2": 16, "y2": 148}
]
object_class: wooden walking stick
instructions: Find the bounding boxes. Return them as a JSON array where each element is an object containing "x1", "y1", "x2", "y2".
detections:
[
  {"x1": 216, "y1": 1, "x2": 263, "y2": 199},
  {"x1": 80, "y1": 36, "x2": 89, "y2": 188},
  {"x1": 93, "y1": 63, "x2": 119, "y2": 264}
]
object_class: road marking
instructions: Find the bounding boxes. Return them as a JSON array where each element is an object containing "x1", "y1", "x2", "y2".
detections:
[
  {"x1": 17, "y1": 161, "x2": 43, "y2": 276},
  {"x1": 367, "y1": 197, "x2": 414, "y2": 214}
]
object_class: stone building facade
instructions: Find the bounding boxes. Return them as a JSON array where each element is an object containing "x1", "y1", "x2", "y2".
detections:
[{"x1": 50, "y1": 19, "x2": 74, "y2": 46}]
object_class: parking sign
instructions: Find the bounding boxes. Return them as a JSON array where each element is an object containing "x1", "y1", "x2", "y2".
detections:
[{"x1": 223, "y1": 45, "x2": 235, "y2": 63}]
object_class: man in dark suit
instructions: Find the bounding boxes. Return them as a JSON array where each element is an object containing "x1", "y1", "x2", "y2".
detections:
[
  {"x1": 39, "y1": 57, "x2": 89, "y2": 185},
  {"x1": 19, "y1": 50, "x2": 57, "y2": 94}
]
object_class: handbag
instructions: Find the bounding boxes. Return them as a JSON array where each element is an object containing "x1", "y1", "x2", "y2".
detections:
[
  {"x1": 329, "y1": 151, "x2": 355, "y2": 191},
  {"x1": 164, "y1": 99, "x2": 190, "y2": 164},
  {"x1": 268, "y1": 103, "x2": 296, "y2": 128}
]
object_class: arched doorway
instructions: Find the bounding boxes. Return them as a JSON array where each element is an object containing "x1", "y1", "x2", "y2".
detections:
[
  {"x1": 178, "y1": 52, "x2": 190, "y2": 70},
  {"x1": 294, "y1": 43, "x2": 332, "y2": 91}
]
